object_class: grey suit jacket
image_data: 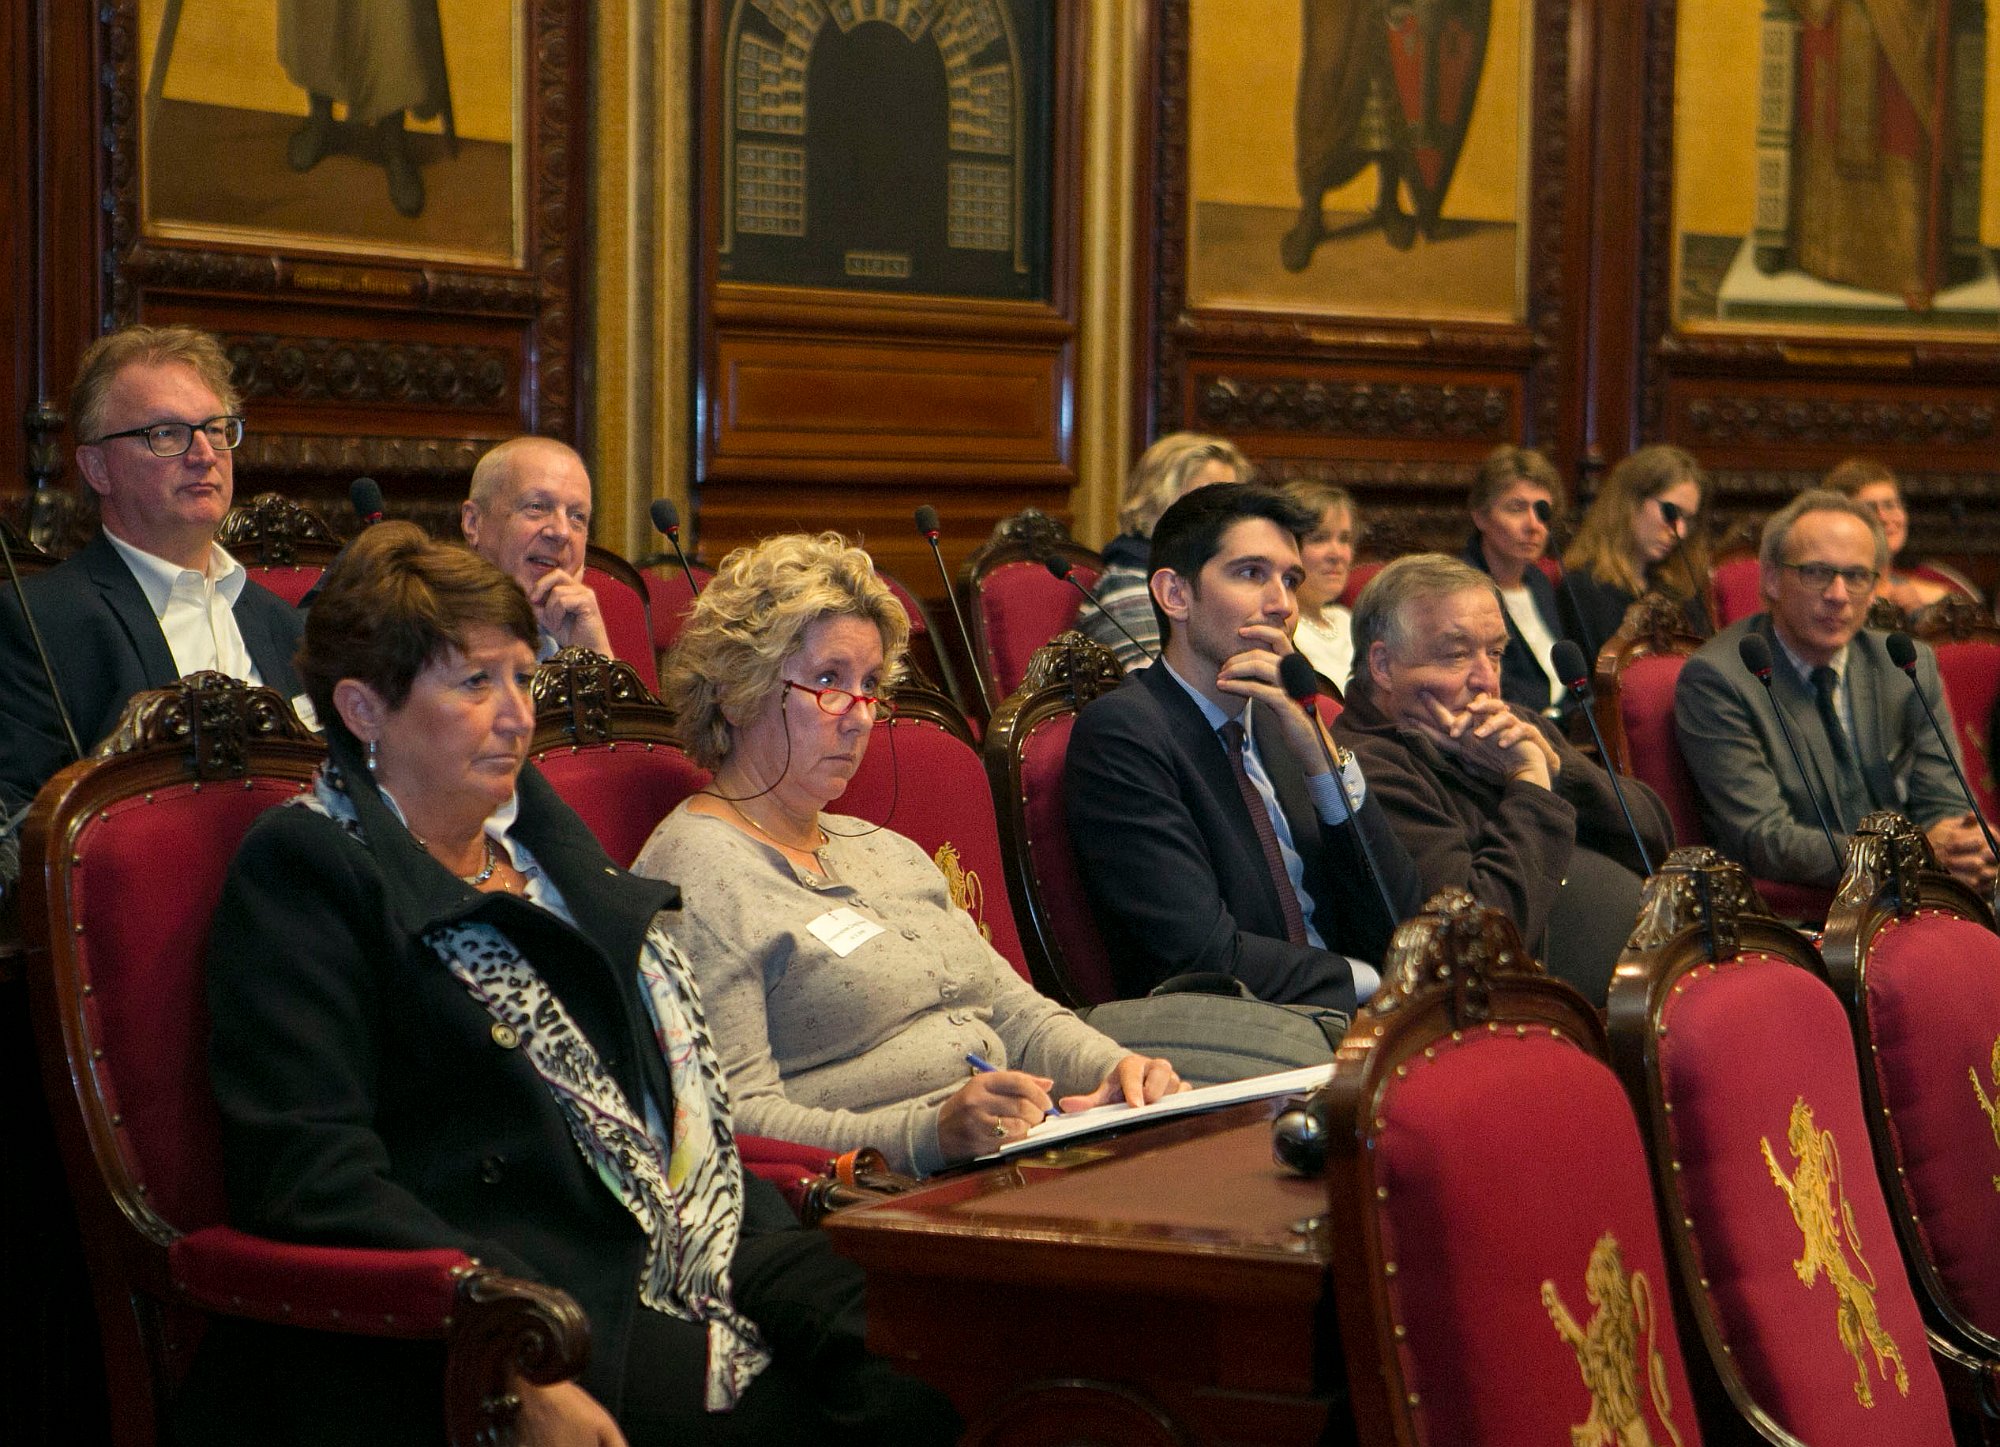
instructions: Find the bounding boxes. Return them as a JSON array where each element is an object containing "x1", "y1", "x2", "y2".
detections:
[
  {"x1": 0, "y1": 533, "x2": 305, "y2": 815},
  {"x1": 1673, "y1": 613, "x2": 1965, "y2": 888}
]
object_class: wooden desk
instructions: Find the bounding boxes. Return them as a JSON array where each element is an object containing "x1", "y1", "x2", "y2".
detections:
[{"x1": 825, "y1": 1098, "x2": 1340, "y2": 1447}]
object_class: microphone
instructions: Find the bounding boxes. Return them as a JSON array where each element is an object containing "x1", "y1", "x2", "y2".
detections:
[
  {"x1": 1885, "y1": 631, "x2": 2000, "y2": 871},
  {"x1": 1536, "y1": 497, "x2": 1602, "y2": 662},
  {"x1": 1738, "y1": 633, "x2": 1845, "y2": 876},
  {"x1": 1656, "y1": 499, "x2": 1713, "y2": 635},
  {"x1": 648, "y1": 498, "x2": 702, "y2": 602},
  {"x1": 0, "y1": 522, "x2": 83, "y2": 767},
  {"x1": 1550, "y1": 639, "x2": 1653, "y2": 876},
  {"x1": 913, "y1": 506, "x2": 996, "y2": 716},
  {"x1": 349, "y1": 476, "x2": 385, "y2": 525},
  {"x1": 1278, "y1": 651, "x2": 1401, "y2": 929},
  {"x1": 1044, "y1": 553, "x2": 1157, "y2": 663}
]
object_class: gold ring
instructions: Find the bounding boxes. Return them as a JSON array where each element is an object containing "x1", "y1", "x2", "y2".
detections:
[{"x1": 991, "y1": 1121, "x2": 1007, "y2": 1138}]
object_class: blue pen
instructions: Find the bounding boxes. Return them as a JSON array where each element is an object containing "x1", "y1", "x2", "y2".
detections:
[{"x1": 964, "y1": 1052, "x2": 1061, "y2": 1117}]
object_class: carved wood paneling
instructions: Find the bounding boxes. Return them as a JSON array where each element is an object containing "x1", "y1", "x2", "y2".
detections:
[{"x1": 1140, "y1": 0, "x2": 1579, "y2": 553}]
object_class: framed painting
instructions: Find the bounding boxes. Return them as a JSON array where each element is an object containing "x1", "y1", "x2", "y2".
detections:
[
  {"x1": 1182, "y1": 0, "x2": 1534, "y2": 326},
  {"x1": 135, "y1": 0, "x2": 523, "y2": 268},
  {"x1": 1140, "y1": 0, "x2": 1582, "y2": 534},
  {"x1": 1670, "y1": 0, "x2": 2000, "y2": 339}
]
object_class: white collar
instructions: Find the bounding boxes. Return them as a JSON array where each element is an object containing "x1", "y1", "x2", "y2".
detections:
[{"x1": 104, "y1": 530, "x2": 246, "y2": 616}]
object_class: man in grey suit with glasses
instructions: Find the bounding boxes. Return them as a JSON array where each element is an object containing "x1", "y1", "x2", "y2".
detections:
[{"x1": 1674, "y1": 488, "x2": 1994, "y2": 893}]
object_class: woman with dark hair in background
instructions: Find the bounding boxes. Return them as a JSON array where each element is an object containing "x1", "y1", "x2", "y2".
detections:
[
  {"x1": 1559, "y1": 444, "x2": 1711, "y2": 660},
  {"x1": 1284, "y1": 480, "x2": 1360, "y2": 691},
  {"x1": 194, "y1": 522, "x2": 955, "y2": 1446}
]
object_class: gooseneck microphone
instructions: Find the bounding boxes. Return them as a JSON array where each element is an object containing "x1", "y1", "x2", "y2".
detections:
[
  {"x1": 913, "y1": 506, "x2": 996, "y2": 717},
  {"x1": 1044, "y1": 553, "x2": 1157, "y2": 663},
  {"x1": 1535, "y1": 498, "x2": 1601, "y2": 661},
  {"x1": 1278, "y1": 651, "x2": 1400, "y2": 928},
  {"x1": 0, "y1": 523, "x2": 83, "y2": 765},
  {"x1": 1656, "y1": 499, "x2": 1713, "y2": 636},
  {"x1": 648, "y1": 498, "x2": 702, "y2": 601},
  {"x1": 1550, "y1": 639, "x2": 1653, "y2": 876},
  {"x1": 1886, "y1": 630, "x2": 2000, "y2": 869},
  {"x1": 349, "y1": 476, "x2": 385, "y2": 526},
  {"x1": 1738, "y1": 633, "x2": 1845, "y2": 876}
]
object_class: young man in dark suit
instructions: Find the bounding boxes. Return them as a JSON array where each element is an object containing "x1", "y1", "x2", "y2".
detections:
[
  {"x1": 0, "y1": 326, "x2": 306, "y2": 847},
  {"x1": 1064, "y1": 483, "x2": 1422, "y2": 1012}
]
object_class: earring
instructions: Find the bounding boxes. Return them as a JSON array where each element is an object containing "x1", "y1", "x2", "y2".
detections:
[{"x1": 367, "y1": 738, "x2": 379, "y2": 775}]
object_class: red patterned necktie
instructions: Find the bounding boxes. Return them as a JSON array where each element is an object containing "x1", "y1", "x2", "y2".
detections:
[{"x1": 1219, "y1": 719, "x2": 1308, "y2": 946}]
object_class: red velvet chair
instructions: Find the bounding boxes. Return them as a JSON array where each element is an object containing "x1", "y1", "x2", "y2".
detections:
[
  {"x1": 217, "y1": 491, "x2": 344, "y2": 606},
  {"x1": 1712, "y1": 553, "x2": 1763, "y2": 628},
  {"x1": 580, "y1": 544, "x2": 658, "y2": 692},
  {"x1": 837, "y1": 682, "x2": 1028, "y2": 979},
  {"x1": 1593, "y1": 594, "x2": 1833, "y2": 923},
  {"x1": 1335, "y1": 559, "x2": 1386, "y2": 609},
  {"x1": 983, "y1": 632, "x2": 1128, "y2": 1006},
  {"x1": 641, "y1": 559, "x2": 714, "y2": 659},
  {"x1": 18, "y1": 675, "x2": 587, "y2": 1447},
  {"x1": 527, "y1": 649, "x2": 700, "y2": 870},
  {"x1": 1608, "y1": 846, "x2": 1954, "y2": 1445},
  {"x1": 959, "y1": 509, "x2": 1103, "y2": 702},
  {"x1": 1819, "y1": 812, "x2": 2000, "y2": 1429},
  {"x1": 1321, "y1": 889, "x2": 1706, "y2": 1447},
  {"x1": 1911, "y1": 594, "x2": 2000, "y2": 826}
]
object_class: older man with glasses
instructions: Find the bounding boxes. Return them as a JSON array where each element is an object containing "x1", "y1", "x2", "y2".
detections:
[
  {"x1": 1675, "y1": 488, "x2": 1995, "y2": 894},
  {"x1": 0, "y1": 325, "x2": 307, "y2": 870}
]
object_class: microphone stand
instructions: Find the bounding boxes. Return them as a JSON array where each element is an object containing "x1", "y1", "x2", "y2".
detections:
[
  {"x1": 0, "y1": 523, "x2": 83, "y2": 763},
  {"x1": 1658, "y1": 500, "x2": 1713, "y2": 636},
  {"x1": 1045, "y1": 555, "x2": 1156, "y2": 663},
  {"x1": 1550, "y1": 640, "x2": 1653, "y2": 875},
  {"x1": 913, "y1": 507, "x2": 996, "y2": 717},
  {"x1": 1535, "y1": 498, "x2": 1601, "y2": 662},
  {"x1": 648, "y1": 500, "x2": 702, "y2": 600},
  {"x1": 1888, "y1": 632, "x2": 2000, "y2": 891}
]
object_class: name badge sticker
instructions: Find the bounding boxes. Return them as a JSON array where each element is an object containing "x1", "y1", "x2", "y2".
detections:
[{"x1": 807, "y1": 907, "x2": 885, "y2": 958}]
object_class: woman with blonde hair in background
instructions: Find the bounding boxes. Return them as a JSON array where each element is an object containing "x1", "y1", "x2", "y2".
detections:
[
  {"x1": 1559, "y1": 444, "x2": 1712, "y2": 659},
  {"x1": 1084, "y1": 431, "x2": 1249, "y2": 670}
]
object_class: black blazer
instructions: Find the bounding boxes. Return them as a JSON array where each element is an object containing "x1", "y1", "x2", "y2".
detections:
[
  {"x1": 1064, "y1": 660, "x2": 1422, "y2": 1011},
  {"x1": 1462, "y1": 535, "x2": 1562, "y2": 712},
  {"x1": 192, "y1": 748, "x2": 835, "y2": 1442},
  {"x1": 0, "y1": 532, "x2": 305, "y2": 813}
]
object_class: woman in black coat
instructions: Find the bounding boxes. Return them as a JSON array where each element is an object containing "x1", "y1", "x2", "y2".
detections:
[
  {"x1": 188, "y1": 522, "x2": 954, "y2": 1446},
  {"x1": 1557, "y1": 444, "x2": 1713, "y2": 661}
]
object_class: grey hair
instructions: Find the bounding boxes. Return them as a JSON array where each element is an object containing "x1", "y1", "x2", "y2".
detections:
[
  {"x1": 1758, "y1": 489, "x2": 1888, "y2": 575},
  {"x1": 1351, "y1": 552, "x2": 1499, "y2": 663}
]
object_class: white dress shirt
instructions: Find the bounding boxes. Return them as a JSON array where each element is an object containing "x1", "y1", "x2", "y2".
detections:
[{"x1": 104, "y1": 532, "x2": 262, "y2": 685}]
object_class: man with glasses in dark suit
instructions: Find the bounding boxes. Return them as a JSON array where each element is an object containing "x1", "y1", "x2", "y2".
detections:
[{"x1": 0, "y1": 326, "x2": 306, "y2": 873}]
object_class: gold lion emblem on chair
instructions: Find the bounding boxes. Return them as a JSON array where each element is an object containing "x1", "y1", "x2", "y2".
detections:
[
  {"x1": 1542, "y1": 1232, "x2": 1684, "y2": 1447},
  {"x1": 932, "y1": 842, "x2": 991, "y2": 943},
  {"x1": 1967, "y1": 1039, "x2": 2000, "y2": 1191},
  {"x1": 1760, "y1": 1097, "x2": 1909, "y2": 1408}
]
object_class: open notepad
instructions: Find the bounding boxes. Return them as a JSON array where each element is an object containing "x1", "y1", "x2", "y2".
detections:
[{"x1": 974, "y1": 1062, "x2": 1335, "y2": 1161}]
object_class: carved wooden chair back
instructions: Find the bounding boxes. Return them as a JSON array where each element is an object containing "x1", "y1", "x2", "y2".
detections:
[
  {"x1": 982, "y1": 632, "x2": 1127, "y2": 1006},
  {"x1": 1591, "y1": 592, "x2": 1708, "y2": 845},
  {"x1": 1319, "y1": 889, "x2": 1706, "y2": 1447},
  {"x1": 959, "y1": 509, "x2": 1103, "y2": 702},
  {"x1": 1607, "y1": 846, "x2": 1954, "y2": 1445},
  {"x1": 217, "y1": 492, "x2": 344, "y2": 605},
  {"x1": 581, "y1": 543, "x2": 659, "y2": 692},
  {"x1": 1818, "y1": 811, "x2": 2000, "y2": 1397},
  {"x1": 1910, "y1": 593, "x2": 2000, "y2": 824},
  {"x1": 18, "y1": 675, "x2": 584, "y2": 1446},
  {"x1": 527, "y1": 648, "x2": 701, "y2": 869}
]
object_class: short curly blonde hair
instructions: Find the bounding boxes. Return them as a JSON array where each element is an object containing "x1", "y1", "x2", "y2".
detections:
[
  {"x1": 1118, "y1": 432, "x2": 1251, "y2": 537},
  {"x1": 664, "y1": 532, "x2": 911, "y2": 770}
]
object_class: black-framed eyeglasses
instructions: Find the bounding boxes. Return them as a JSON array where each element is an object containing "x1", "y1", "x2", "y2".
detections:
[
  {"x1": 785, "y1": 680, "x2": 896, "y2": 720},
  {"x1": 1778, "y1": 561, "x2": 1878, "y2": 595},
  {"x1": 94, "y1": 415, "x2": 245, "y2": 458}
]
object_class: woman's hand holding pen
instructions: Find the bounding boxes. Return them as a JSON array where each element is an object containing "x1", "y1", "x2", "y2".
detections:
[{"x1": 938, "y1": 1065, "x2": 1058, "y2": 1160}]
